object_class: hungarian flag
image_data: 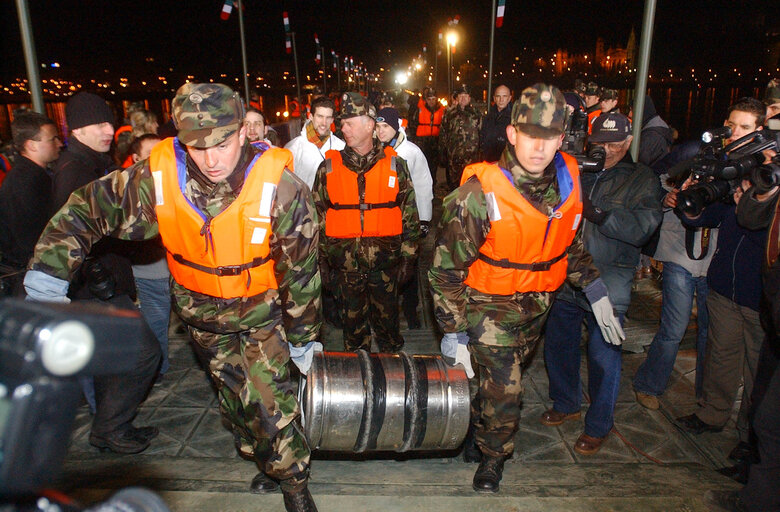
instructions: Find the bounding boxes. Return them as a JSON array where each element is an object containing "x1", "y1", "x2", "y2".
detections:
[
  {"x1": 283, "y1": 11, "x2": 290, "y2": 32},
  {"x1": 285, "y1": 34, "x2": 292, "y2": 54},
  {"x1": 314, "y1": 33, "x2": 321, "y2": 64},
  {"x1": 496, "y1": 0, "x2": 506, "y2": 27},
  {"x1": 332, "y1": 50, "x2": 338, "y2": 70},
  {"x1": 220, "y1": 0, "x2": 232, "y2": 20},
  {"x1": 283, "y1": 12, "x2": 291, "y2": 54}
]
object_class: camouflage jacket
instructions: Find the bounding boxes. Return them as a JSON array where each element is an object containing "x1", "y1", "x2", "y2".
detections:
[
  {"x1": 29, "y1": 142, "x2": 321, "y2": 346},
  {"x1": 439, "y1": 104, "x2": 481, "y2": 160},
  {"x1": 312, "y1": 139, "x2": 420, "y2": 273},
  {"x1": 428, "y1": 147, "x2": 601, "y2": 336}
]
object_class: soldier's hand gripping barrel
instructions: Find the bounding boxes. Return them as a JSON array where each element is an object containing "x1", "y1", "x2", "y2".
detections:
[{"x1": 300, "y1": 350, "x2": 470, "y2": 452}]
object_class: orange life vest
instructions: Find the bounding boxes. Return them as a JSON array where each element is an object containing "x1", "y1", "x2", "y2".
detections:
[
  {"x1": 587, "y1": 109, "x2": 602, "y2": 134},
  {"x1": 323, "y1": 146, "x2": 403, "y2": 238},
  {"x1": 416, "y1": 102, "x2": 444, "y2": 138},
  {"x1": 150, "y1": 138, "x2": 287, "y2": 299},
  {"x1": 462, "y1": 153, "x2": 583, "y2": 295}
]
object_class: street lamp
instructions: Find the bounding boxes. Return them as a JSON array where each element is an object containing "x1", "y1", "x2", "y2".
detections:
[{"x1": 446, "y1": 31, "x2": 458, "y2": 94}]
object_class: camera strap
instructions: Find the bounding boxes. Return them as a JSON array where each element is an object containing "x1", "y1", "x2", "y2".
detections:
[{"x1": 685, "y1": 227, "x2": 711, "y2": 261}]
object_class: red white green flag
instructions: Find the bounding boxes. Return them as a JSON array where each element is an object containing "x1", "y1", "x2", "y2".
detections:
[
  {"x1": 496, "y1": 0, "x2": 506, "y2": 27},
  {"x1": 220, "y1": 0, "x2": 233, "y2": 20}
]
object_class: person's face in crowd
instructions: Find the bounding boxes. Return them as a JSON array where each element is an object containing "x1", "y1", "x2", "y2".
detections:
[
  {"x1": 506, "y1": 125, "x2": 563, "y2": 177},
  {"x1": 73, "y1": 122, "x2": 114, "y2": 153},
  {"x1": 493, "y1": 86, "x2": 512, "y2": 111},
  {"x1": 595, "y1": 137, "x2": 633, "y2": 169},
  {"x1": 28, "y1": 123, "x2": 63, "y2": 165},
  {"x1": 375, "y1": 121, "x2": 397, "y2": 144},
  {"x1": 766, "y1": 102, "x2": 780, "y2": 121},
  {"x1": 341, "y1": 116, "x2": 375, "y2": 154},
  {"x1": 724, "y1": 110, "x2": 761, "y2": 149},
  {"x1": 132, "y1": 138, "x2": 161, "y2": 163},
  {"x1": 185, "y1": 127, "x2": 246, "y2": 183},
  {"x1": 584, "y1": 94, "x2": 600, "y2": 108},
  {"x1": 145, "y1": 117, "x2": 159, "y2": 134},
  {"x1": 425, "y1": 95, "x2": 439, "y2": 109},
  {"x1": 310, "y1": 106, "x2": 335, "y2": 137},
  {"x1": 456, "y1": 92, "x2": 471, "y2": 109},
  {"x1": 600, "y1": 98, "x2": 618, "y2": 113},
  {"x1": 244, "y1": 111, "x2": 266, "y2": 142}
]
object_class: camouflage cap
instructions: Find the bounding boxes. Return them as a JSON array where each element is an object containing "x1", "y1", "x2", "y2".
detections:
[
  {"x1": 511, "y1": 83, "x2": 566, "y2": 138},
  {"x1": 584, "y1": 82, "x2": 600, "y2": 96},
  {"x1": 600, "y1": 88, "x2": 618, "y2": 101},
  {"x1": 574, "y1": 79, "x2": 587, "y2": 95},
  {"x1": 764, "y1": 78, "x2": 780, "y2": 106},
  {"x1": 424, "y1": 88, "x2": 438, "y2": 98},
  {"x1": 172, "y1": 83, "x2": 243, "y2": 148},
  {"x1": 453, "y1": 83, "x2": 471, "y2": 96},
  {"x1": 340, "y1": 92, "x2": 376, "y2": 120}
]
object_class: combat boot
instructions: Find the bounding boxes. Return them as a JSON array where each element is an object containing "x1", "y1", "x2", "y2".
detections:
[
  {"x1": 472, "y1": 455, "x2": 506, "y2": 493},
  {"x1": 282, "y1": 484, "x2": 318, "y2": 512},
  {"x1": 249, "y1": 472, "x2": 279, "y2": 494}
]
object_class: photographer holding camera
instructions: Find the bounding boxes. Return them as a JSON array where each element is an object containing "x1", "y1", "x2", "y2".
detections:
[{"x1": 674, "y1": 99, "x2": 768, "y2": 476}]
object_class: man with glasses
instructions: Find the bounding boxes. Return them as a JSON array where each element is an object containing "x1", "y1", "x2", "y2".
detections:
[{"x1": 542, "y1": 112, "x2": 662, "y2": 455}]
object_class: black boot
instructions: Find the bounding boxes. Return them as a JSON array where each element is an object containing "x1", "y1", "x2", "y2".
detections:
[
  {"x1": 249, "y1": 472, "x2": 279, "y2": 494},
  {"x1": 88, "y1": 428, "x2": 151, "y2": 454},
  {"x1": 472, "y1": 455, "x2": 506, "y2": 493},
  {"x1": 282, "y1": 485, "x2": 318, "y2": 512}
]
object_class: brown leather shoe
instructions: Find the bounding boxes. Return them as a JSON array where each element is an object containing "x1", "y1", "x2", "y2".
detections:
[
  {"x1": 574, "y1": 433, "x2": 607, "y2": 455},
  {"x1": 635, "y1": 391, "x2": 660, "y2": 410},
  {"x1": 540, "y1": 408, "x2": 581, "y2": 426}
]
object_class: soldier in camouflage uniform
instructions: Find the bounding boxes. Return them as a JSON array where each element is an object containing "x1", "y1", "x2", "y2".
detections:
[
  {"x1": 24, "y1": 83, "x2": 321, "y2": 512},
  {"x1": 312, "y1": 92, "x2": 421, "y2": 352},
  {"x1": 429, "y1": 83, "x2": 624, "y2": 494},
  {"x1": 439, "y1": 84, "x2": 481, "y2": 191}
]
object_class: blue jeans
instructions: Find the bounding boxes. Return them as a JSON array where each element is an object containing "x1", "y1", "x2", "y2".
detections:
[
  {"x1": 633, "y1": 261, "x2": 708, "y2": 397},
  {"x1": 135, "y1": 277, "x2": 171, "y2": 374},
  {"x1": 544, "y1": 299, "x2": 624, "y2": 438}
]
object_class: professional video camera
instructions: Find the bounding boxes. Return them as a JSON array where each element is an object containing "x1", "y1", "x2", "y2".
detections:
[
  {"x1": 675, "y1": 127, "x2": 780, "y2": 217},
  {"x1": 0, "y1": 299, "x2": 169, "y2": 512},
  {"x1": 561, "y1": 107, "x2": 588, "y2": 155}
]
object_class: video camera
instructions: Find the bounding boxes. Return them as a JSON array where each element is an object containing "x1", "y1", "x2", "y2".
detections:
[
  {"x1": 675, "y1": 127, "x2": 779, "y2": 217},
  {"x1": 0, "y1": 299, "x2": 169, "y2": 511}
]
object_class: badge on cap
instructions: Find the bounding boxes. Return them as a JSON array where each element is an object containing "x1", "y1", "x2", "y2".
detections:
[
  {"x1": 540, "y1": 91, "x2": 552, "y2": 102},
  {"x1": 189, "y1": 93, "x2": 203, "y2": 104}
]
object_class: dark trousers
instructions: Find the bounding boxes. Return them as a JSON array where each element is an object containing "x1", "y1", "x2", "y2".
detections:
[
  {"x1": 741, "y1": 359, "x2": 780, "y2": 511},
  {"x1": 400, "y1": 258, "x2": 420, "y2": 327},
  {"x1": 90, "y1": 294, "x2": 161, "y2": 436}
]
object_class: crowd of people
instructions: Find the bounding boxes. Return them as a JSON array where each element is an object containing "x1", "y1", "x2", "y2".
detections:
[{"x1": 0, "y1": 75, "x2": 778, "y2": 512}]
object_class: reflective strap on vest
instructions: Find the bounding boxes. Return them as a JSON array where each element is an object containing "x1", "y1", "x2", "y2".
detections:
[
  {"x1": 170, "y1": 252, "x2": 272, "y2": 277},
  {"x1": 477, "y1": 250, "x2": 567, "y2": 271}
]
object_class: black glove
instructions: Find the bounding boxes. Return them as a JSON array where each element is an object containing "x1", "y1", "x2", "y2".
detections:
[
  {"x1": 420, "y1": 221, "x2": 430, "y2": 238},
  {"x1": 582, "y1": 195, "x2": 608, "y2": 225}
]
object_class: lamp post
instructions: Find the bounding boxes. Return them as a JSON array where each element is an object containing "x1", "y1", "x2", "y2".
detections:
[{"x1": 446, "y1": 31, "x2": 458, "y2": 95}]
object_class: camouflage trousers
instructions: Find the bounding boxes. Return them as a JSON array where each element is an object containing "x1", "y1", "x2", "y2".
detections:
[
  {"x1": 188, "y1": 326, "x2": 310, "y2": 491},
  {"x1": 465, "y1": 295, "x2": 551, "y2": 458},
  {"x1": 337, "y1": 269, "x2": 404, "y2": 352},
  {"x1": 445, "y1": 152, "x2": 478, "y2": 191}
]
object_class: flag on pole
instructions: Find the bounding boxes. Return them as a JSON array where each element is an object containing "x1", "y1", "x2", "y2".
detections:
[
  {"x1": 332, "y1": 50, "x2": 338, "y2": 70},
  {"x1": 283, "y1": 12, "x2": 291, "y2": 54},
  {"x1": 314, "y1": 33, "x2": 320, "y2": 45},
  {"x1": 220, "y1": 0, "x2": 233, "y2": 20},
  {"x1": 314, "y1": 33, "x2": 321, "y2": 64},
  {"x1": 496, "y1": 0, "x2": 506, "y2": 27}
]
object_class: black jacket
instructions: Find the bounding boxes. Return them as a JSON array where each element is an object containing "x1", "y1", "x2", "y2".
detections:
[
  {"x1": 0, "y1": 155, "x2": 53, "y2": 267},
  {"x1": 51, "y1": 137, "x2": 136, "y2": 300},
  {"x1": 479, "y1": 102, "x2": 513, "y2": 163}
]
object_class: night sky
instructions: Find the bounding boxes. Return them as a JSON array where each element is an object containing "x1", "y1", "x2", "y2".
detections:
[{"x1": 1, "y1": 0, "x2": 775, "y2": 83}]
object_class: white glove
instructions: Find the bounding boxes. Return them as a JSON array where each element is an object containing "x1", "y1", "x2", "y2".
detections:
[
  {"x1": 584, "y1": 279, "x2": 625, "y2": 346},
  {"x1": 440, "y1": 332, "x2": 474, "y2": 378},
  {"x1": 24, "y1": 270, "x2": 71, "y2": 303},
  {"x1": 288, "y1": 341, "x2": 323, "y2": 375}
]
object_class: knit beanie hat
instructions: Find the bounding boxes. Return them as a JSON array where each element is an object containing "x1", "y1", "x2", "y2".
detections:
[
  {"x1": 66, "y1": 92, "x2": 114, "y2": 131},
  {"x1": 376, "y1": 107, "x2": 401, "y2": 132}
]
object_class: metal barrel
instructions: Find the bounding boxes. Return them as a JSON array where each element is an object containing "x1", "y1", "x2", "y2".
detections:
[{"x1": 300, "y1": 350, "x2": 470, "y2": 453}]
